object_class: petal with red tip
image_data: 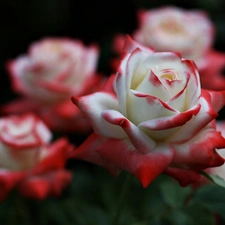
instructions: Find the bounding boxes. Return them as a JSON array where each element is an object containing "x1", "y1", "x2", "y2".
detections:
[
  {"x1": 69, "y1": 132, "x2": 121, "y2": 176},
  {"x1": 139, "y1": 103, "x2": 200, "y2": 130},
  {"x1": 206, "y1": 89, "x2": 225, "y2": 113},
  {"x1": 18, "y1": 177, "x2": 50, "y2": 199},
  {"x1": 102, "y1": 110, "x2": 156, "y2": 153},
  {"x1": 167, "y1": 94, "x2": 218, "y2": 143},
  {"x1": 172, "y1": 128, "x2": 225, "y2": 167},
  {"x1": 98, "y1": 139, "x2": 175, "y2": 188},
  {"x1": 0, "y1": 170, "x2": 25, "y2": 201},
  {"x1": 115, "y1": 48, "x2": 147, "y2": 116},
  {"x1": 72, "y1": 92, "x2": 127, "y2": 138},
  {"x1": 122, "y1": 35, "x2": 154, "y2": 54},
  {"x1": 164, "y1": 167, "x2": 200, "y2": 187}
]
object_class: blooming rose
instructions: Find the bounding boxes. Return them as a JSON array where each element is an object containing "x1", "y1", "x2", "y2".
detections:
[
  {"x1": 0, "y1": 113, "x2": 73, "y2": 200},
  {"x1": 112, "y1": 7, "x2": 225, "y2": 90},
  {"x1": 2, "y1": 38, "x2": 104, "y2": 133},
  {"x1": 70, "y1": 36, "x2": 225, "y2": 187}
]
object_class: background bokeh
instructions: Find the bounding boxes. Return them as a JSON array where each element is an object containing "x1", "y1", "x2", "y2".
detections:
[{"x1": 1, "y1": 0, "x2": 225, "y2": 105}]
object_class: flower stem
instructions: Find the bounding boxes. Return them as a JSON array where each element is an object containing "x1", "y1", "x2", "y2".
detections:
[{"x1": 112, "y1": 173, "x2": 133, "y2": 225}]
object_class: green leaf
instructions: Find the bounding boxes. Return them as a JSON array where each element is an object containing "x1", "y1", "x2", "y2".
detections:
[
  {"x1": 166, "y1": 204, "x2": 215, "y2": 225},
  {"x1": 201, "y1": 171, "x2": 225, "y2": 188},
  {"x1": 190, "y1": 184, "x2": 225, "y2": 222},
  {"x1": 159, "y1": 176, "x2": 191, "y2": 208},
  {"x1": 166, "y1": 209, "x2": 194, "y2": 225}
]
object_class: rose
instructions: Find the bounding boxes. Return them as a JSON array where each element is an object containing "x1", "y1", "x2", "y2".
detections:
[
  {"x1": 2, "y1": 37, "x2": 105, "y2": 133},
  {"x1": 133, "y1": 6, "x2": 214, "y2": 69},
  {"x1": 8, "y1": 37, "x2": 99, "y2": 103},
  {"x1": 71, "y1": 36, "x2": 225, "y2": 187},
  {"x1": 0, "y1": 113, "x2": 73, "y2": 200}
]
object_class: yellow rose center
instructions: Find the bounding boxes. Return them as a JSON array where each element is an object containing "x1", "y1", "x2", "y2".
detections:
[
  {"x1": 160, "y1": 20, "x2": 185, "y2": 35},
  {"x1": 159, "y1": 68, "x2": 180, "y2": 81},
  {"x1": 161, "y1": 73, "x2": 177, "y2": 81}
]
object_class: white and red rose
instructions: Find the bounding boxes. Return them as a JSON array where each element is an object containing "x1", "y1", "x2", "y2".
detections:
[
  {"x1": 71, "y1": 36, "x2": 225, "y2": 187},
  {"x1": 2, "y1": 38, "x2": 105, "y2": 133},
  {"x1": 0, "y1": 113, "x2": 73, "y2": 200}
]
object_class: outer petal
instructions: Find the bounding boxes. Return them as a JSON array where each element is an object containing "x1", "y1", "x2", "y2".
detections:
[
  {"x1": 122, "y1": 34, "x2": 154, "y2": 54},
  {"x1": 69, "y1": 132, "x2": 121, "y2": 176},
  {"x1": 0, "y1": 170, "x2": 25, "y2": 201},
  {"x1": 164, "y1": 167, "x2": 201, "y2": 187},
  {"x1": 18, "y1": 170, "x2": 72, "y2": 199},
  {"x1": 32, "y1": 138, "x2": 74, "y2": 174},
  {"x1": 18, "y1": 176, "x2": 50, "y2": 199},
  {"x1": 0, "y1": 98, "x2": 38, "y2": 116},
  {"x1": 206, "y1": 89, "x2": 225, "y2": 113},
  {"x1": 72, "y1": 92, "x2": 127, "y2": 138},
  {"x1": 172, "y1": 128, "x2": 225, "y2": 167},
  {"x1": 97, "y1": 139, "x2": 175, "y2": 187},
  {"x1": 7, "y1": 57, "x2": 29, "y2": 93},
  {"x1": 200, "y1": 50, "x2": 225, "y2": 90}
]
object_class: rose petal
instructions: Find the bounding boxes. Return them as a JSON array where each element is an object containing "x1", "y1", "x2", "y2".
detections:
[
  {"x1": 135, "y1": 70, "x2": 169, "y2": 101},
  {"x1": 102, "y1": 110, "x2": 156, "y2": 153},
  {"x1": 72, "y1": 92, "x2": 127, "y2": 138},
  {"x1": 18, "y1": 177, "x2": 51, "y2": 199},
  {"x1": 98, "y1": 139, "x2": 175, "y2": 187},
  {"x1": 0, "y1": 170, "x2": 25, "y2": 201},
  {"x1": 173, "y1": 128, "x2": 225, "y2": 167},
  {"x1": 123, "y1": 34, "x2": 154, "y2": 54},
  {"x1": 167, "y1": 93, "x2": 218, "y2": 143},
  {"x1": 127, "y1": 90, "x2": 177, "y2": 125},
  {"x1": 69, "y1": 132, "x2": 121, "y2": 176},
  {"x1": 115, "y1": 48, "x2": 147, "y2": 116},
  {"x1": 139, "y1": 103, "x2": 200, "y2": 130},
  {"x1": 32, "y1": 138, "x2": 73, "y2": 174},
  {"x1": 182, "y1": 60, "x2": 201, "y2": 107},
  {"x1": 206, "y1": 89, "x2": 225, "y2": 113},
  {"x1": 164, "y1": 167, "x2": 200, "y2": 187}
]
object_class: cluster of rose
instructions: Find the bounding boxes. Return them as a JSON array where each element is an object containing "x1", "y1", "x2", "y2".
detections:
[{"x1": 1, "y1": 6, "x2": 225, "y2": 224}]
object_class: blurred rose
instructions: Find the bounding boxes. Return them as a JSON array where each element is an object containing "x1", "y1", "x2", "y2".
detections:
[
  {"x1": 112, "y1": 7, "x2": 225, "y2": 90},
  {"x1": 71, "y1": 36, "x2": 225, "y2": 187},
  {"x1": 2, "y1": 38, "x2": 105, "y2": 133},
  {"x1": 133, "y1": 6, "x2": 214, "y2": 68},
  {"x1": 0, "y1": 113, "x2": 73, "y2": 200}
]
